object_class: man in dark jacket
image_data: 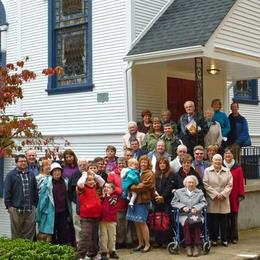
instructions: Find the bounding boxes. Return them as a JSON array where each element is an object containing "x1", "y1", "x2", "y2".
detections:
[
  {"x1": 178, "y1": 101, "x2": 209, "y2": 155},
  {"x1": 227, "y1": 102, "x2": 251, "y2": 163},
  {"x1": 4, "y1": 154, "x2": 38, "y2": 240}
]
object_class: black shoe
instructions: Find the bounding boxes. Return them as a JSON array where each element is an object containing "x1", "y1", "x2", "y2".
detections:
[
  {"x1": 211, "y1": 241, "x2": 217, "y2": 247},
  {"x1": 110, "y1": 251, "x2": 119, "y2": 259},
  {"x1": 222, "y1": 241, "x2": 228, "y2": 247}
]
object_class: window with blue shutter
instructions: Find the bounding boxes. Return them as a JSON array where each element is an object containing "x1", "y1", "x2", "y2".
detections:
[
  {"x1": 47, "y1": 0, "x2": 93, "y2": 95},
  {"x1": 233, "y1": 79, "x2": 259, "y2": 105}
]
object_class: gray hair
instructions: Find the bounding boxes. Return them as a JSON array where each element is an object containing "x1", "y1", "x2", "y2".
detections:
[
  {"x1": 183, "y1": 175, "x2": 199, "y2": 187},
  {"x1": 128, "y1": 121, "x2": 137, "y2": 128},
  {"x1": 177, "y1": 144, "x2": 187, "y2": 152},
  {"x1": 212, "y1": 153, "x2": 222, "y2": 161}
]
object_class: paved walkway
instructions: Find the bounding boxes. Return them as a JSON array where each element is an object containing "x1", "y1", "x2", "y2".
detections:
[{"x1": 117, "y1": 228, "x2": 260, "y2": 260}]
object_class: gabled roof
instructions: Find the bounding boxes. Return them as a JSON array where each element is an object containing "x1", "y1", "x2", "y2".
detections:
[
  {"x1": 128, "y1": 0, "x2": 236, "y2": 56},
  {"x1": 0, "y1": 1, "x2": 7, "y2": 26}
]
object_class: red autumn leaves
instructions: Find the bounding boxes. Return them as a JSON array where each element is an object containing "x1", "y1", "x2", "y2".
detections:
[{"x1": 0, "y1": 59, "x2": 63, "y2": 157}]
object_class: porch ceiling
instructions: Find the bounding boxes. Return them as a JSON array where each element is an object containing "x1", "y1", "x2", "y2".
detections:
[{"x1": 166, "y1": 57, "x2": 260, "y2": 81}]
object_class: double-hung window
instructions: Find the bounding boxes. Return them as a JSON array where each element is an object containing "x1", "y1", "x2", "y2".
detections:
[{"x1": 48, "y1": 0, "x2": 93, "y2": 94}]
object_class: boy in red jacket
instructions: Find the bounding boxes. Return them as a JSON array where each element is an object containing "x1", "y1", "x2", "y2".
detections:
[
  {"x1": 99, "y1": 182, "x2": 119, "y2": 260},
  {"x1": 75, "y1": 171, "x2": 102, "y2": 260}
]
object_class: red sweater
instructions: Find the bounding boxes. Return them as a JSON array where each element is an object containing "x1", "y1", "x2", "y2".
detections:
[
  {"x1": 79, "y1": 185, "x2": 102, "y2": 218},
  {"x1": 107, "y1": 169, "x2": 127, "y2": 212},
  {"x1": 229, "y1": 164, "x2": 245, "y2": 213},
  {"x1": 102, "y1": 193, "x2": 118, "y2": 222}
]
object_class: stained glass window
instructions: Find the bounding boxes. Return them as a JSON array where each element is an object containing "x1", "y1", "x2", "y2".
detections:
[{"x1": 48, "y1": 0, "x2": 92, "y2": 93}]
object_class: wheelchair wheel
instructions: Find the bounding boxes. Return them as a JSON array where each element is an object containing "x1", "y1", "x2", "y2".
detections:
[
  {"x1": 203, "y1": 241, "x2": 211, "y2": 254},
  {"x1": 167, "y1": 241, "x2": 179, "y2": 254}
]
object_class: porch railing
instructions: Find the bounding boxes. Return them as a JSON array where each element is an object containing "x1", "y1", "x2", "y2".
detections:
[{"x1": 241, "y1": 146, "x2": 260, "y2": 180}]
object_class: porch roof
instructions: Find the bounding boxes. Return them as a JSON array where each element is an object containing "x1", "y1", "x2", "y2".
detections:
[{"x1": 128, "y1": 0, "x2": 236, "y2": 57}]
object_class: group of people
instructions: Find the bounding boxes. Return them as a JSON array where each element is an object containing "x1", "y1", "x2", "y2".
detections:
[{"x1": 3, "y1": 99, "x2": 249, "y2": 259}]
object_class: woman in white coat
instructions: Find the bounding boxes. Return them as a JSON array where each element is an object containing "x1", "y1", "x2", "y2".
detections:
[
  {"x1": 171, "y1": 175, "x2": 207, "y2": 257},
  {"x1": 203, "y1": 154, "x2": 233, "y2": 247}
]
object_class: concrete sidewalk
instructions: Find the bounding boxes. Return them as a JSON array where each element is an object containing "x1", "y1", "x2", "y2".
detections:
[{"x1": 117, "y1": 228, "x2": 260, "y2": 260}]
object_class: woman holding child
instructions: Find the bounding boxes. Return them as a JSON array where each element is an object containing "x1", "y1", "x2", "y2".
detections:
[{"x1": 126, "y1": 155, "x2": 155, "y2": 253}]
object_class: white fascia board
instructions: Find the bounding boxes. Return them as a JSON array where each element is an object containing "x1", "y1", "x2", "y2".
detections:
[
  {"x1": 215, "y1": 44, "x2": 260, "y2": 59},
  {"x1": 204, "y1": 45, "x2": 260, "y2": 68},
  {"x1": 124, "y1": 45, "x2": 205, "y2": 64}
]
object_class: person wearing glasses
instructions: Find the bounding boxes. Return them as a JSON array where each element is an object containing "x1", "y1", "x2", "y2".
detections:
[
  {"x1": 178, "y1": 101, "x2": 209, "y2": 155},
  {"x1": 192, "y1": 146, "x2": 211, "y2": 178},
  {"x1": 4, "y1": 154, "x2": 38, "y2": 240}
]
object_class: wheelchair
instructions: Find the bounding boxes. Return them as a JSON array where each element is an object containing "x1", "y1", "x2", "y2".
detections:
[{"x1": 167, "y1": 207, "x2": 211, "y2": 255}]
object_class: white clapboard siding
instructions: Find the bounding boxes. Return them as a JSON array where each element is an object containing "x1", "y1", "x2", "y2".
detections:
[
  {"x1": 214, "y1": 0, "x2": 260, "y2": 57},
  {"x1": 0, "y1": 199, "x2": 10, "y2": 237},
  {"x1": 134, "y1": 0, "x2": 169, "y2": 37},
  {"x1": 4, "y1": 0, "x2": 128, "y2": 137},
  {"x1": 229, "y1": 81, "x2": 260, "y2": 145},
  {"x1": 0, "y1": 157, "x2": 15, "y2": 238},
  {"x1": 134, "y1": 64, "x2": 167, "y2": 121}
]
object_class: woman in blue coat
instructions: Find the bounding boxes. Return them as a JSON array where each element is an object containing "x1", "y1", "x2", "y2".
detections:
[{"x1": 36, "y1": 162, "x2": 74, "y2": 245}]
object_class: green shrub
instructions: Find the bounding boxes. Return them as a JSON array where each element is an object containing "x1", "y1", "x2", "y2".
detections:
[{"x1": 0, "y1": 237, "x2": 75, "y2": 259}]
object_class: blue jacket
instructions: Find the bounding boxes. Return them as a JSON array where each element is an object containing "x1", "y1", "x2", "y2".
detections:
[
  {"x1": 4, "y1": 167, "x2": 38, "y2": 209},
  {"x1": 228, "y1": 113, "x2": 251, "y2": 147},
  {"x1": 122, "y1": 168, "x2": 140, "y2": 198},
  {"x1": 36, "y1": 176, "x2": 71, "y2": 235},
  {"x1": 212, "y1": 110, "x2": 230, "y2": 137}
]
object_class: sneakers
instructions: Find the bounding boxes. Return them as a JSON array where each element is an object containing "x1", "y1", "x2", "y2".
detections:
[
  {"x1": 222, "y1": 241, "x2": 228, "y2": 247},
  {"x1": 211, "y1": 241, "x2": 217, "y2": 247},
  {"x1": 109, "y1": 251, "x2": 119, "y2": 259}
]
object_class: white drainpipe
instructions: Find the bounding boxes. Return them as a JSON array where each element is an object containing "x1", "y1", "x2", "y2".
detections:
[{"x1": 125, "y1": 61, "x2": 134, "y2": 123}]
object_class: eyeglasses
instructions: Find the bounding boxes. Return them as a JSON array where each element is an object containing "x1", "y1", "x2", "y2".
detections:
[
  {"x1": 195, "y1": 153, "x2": 204, "y2": 155},
  {"x1": 17, "y1": 160, "x2": 27, "y2": 163},
  {"x1": 179, "y1": 150, "x2": 186, "y2": 153}
]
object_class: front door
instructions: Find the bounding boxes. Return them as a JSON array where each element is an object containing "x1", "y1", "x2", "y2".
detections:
[{"x1": 167, "y1": 77, "x2": 197, "y2": 122}]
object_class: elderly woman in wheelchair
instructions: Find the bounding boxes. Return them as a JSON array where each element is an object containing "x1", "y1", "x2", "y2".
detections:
[{"x1": 171, "y1": 175, "x2": 207, "y2": 257}]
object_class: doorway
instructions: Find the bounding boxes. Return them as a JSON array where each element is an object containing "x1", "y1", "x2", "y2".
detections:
[{"x1": 167, "y1": 77, "x2": 197, "y2": 122}]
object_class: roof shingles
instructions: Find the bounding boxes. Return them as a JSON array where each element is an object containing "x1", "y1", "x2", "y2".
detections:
[{"x1": 128, "y1": 0, "x2": 236, "y2": 56}]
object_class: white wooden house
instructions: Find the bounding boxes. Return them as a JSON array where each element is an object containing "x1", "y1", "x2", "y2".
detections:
[{"x1": 0, "y1": 0, "x2": 260, "y2": 237}]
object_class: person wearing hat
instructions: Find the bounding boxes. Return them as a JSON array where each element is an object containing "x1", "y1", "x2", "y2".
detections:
[{"x1": 36, "y1": 162, "x2": 75, "y2": 245}]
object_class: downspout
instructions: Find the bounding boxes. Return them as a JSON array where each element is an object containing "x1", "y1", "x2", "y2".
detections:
[{"x1": 125, "y1": 61, "x2": 134, "y2": 123}]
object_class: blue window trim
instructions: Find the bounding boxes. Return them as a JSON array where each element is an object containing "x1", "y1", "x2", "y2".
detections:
[
  {"x1": 47, "y1": 0, "x2": 93, "y2": 95},
  {"x1": 233, "y1": 79, "x2": 259, "y2": 105},
  {"x1": 0, "y1": 0, "x2": 6, "y2": 197},
  {"x1": 0, "y1": 158, "x2": 3, "y2": 197}
]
